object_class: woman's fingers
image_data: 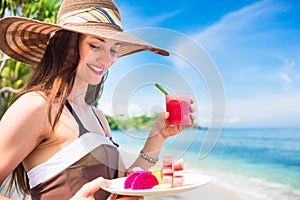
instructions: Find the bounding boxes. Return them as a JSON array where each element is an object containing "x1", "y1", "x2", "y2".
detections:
[
  {"x1": 107, "y1": 193, "x2": 118, "y2": 200},
  {"x1": 84, "y1": 177, "x2": 111, "y2": 195},
  {"x1": 110, "y1": 195, "x2": 144, "y2": 200},
  {"x1": 71, "y1": 177, "x2": 111, "y2": 200}
]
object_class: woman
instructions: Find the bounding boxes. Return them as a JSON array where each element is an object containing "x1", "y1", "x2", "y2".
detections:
[{"x1": 0, "y1": 0, "x2": 194, "y2": 199}]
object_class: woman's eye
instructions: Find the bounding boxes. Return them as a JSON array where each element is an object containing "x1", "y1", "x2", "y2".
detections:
[
  {"x1": 89, "y1": 44, "x2": 101, "y2": 49},
  {"x1": 110, "y1": 49, "x2": 117, "y2": 54},
  {"x1": 111, "y1": 45, "x2": 120, "y2": 54}
]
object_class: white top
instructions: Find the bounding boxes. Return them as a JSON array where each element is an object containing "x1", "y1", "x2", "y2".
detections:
[{"x1": 27, "y1": 133, "x2": 114, "y2": 188}]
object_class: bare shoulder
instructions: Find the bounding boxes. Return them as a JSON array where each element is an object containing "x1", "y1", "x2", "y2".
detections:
[
  {"x1": 92, "y1": 106, "x2": 109, "y2": 125},
  {"x1": 2, "y1": 91, "x2": 49, "y2": 130},
  {"x1": 92, "y1": 106, "x2": 106, "y2": 118},
  {"x1": 15, "y1": 91, "x2": 47, "y2": 106}
]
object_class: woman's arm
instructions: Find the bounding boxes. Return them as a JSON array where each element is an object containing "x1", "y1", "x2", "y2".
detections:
[
  {"x1": 129, "y1": 111, "x2": 194, "y2": 170},
  {"x1": 0, "y1": 92, "x2": 50, "y2": 193},
  {"x1": 0, "y1": 196, "x2": 10, "y2": 200},
  {"x1": 94, "y1": 103, "x2": 194, "y2": 172}
]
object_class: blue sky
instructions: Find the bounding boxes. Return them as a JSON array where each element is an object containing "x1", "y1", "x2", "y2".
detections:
[{"x1": 99, "y1": 0, "x2": 300, "y2": 128}]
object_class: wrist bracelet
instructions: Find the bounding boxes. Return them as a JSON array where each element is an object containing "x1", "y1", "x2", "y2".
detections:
[{"x1": 139, "y1": 150, "x2": 159, "y2": 164}]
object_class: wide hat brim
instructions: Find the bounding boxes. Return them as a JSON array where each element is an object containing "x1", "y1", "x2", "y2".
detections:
[{"x1": 0, "y1": 16, "x2": 169, "y2": 67}]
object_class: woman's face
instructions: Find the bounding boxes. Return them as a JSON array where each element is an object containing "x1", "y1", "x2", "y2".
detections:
[{"x1": 76, "y1": 35, "x2": 120, "y2": 85}]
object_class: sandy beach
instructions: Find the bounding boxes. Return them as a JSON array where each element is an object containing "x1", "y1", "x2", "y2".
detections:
[{"x1": 146, "y1": 181, "x2": 242, "y2": 200}]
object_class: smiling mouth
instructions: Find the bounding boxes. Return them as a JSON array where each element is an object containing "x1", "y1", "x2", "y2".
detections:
[{"x1": 87, "y1": 64, "x2": 104, "y2": 75}]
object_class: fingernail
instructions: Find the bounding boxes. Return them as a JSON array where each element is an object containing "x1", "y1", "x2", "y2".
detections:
[
  {"x1": 103, "y1": 179, "x2": 112, "y2": 187},
  {"x1": 106, "y1": 180, "x2": 112, "y2": 184},
  {"x1": 164, "y1": 112, "x2": 169, "y2": 118}
]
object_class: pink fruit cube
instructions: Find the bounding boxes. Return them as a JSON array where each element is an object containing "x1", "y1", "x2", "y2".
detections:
[
  {"x1": 173, "y1": 158, "x2": 184, "y2": 171},
  {"x1": 163, "y1": 156, "x2": 172, "y2": 167},
  {"x1": 173, "y1": 170, "x2": 184, "y2": 177},
  {"x1": 162, "y1": 156, "x2": 173, "y2": 175},
  {"x1": 173, "y1": 176, "x2": 184, "y2": 187},
  {"x1": 162, "y1": 166, "x2": 173, "y2": 175},
  {"x1": 162, "y1": 174, "x2": 173, "y2": 186}
]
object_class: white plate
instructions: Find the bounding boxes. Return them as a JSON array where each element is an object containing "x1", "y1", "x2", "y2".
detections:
[{"x1": 101, "y1": 173, "x2": 211, "y2": 197}]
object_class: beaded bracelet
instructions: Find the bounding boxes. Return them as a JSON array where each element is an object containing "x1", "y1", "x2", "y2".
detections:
[{"x1": 139, "y1": 150, "x2": 159, "y2": 164}]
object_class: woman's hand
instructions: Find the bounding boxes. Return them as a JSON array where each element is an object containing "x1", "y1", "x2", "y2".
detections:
[
  {"x1": 109, "y1": 194, "x2": 144, "y2": 200},
  {"x1": 70, "y1": 177, "x2": 110, "y2": 200},
  {"x1": 128, "y1": 99, "x2": 195, "y2": 171},
  {"x1": 153, "y1": 100, "x2": 195, "y2": 139},
  {"x1": 70, "y1": 177, "x2": 143, "y2": 200}
]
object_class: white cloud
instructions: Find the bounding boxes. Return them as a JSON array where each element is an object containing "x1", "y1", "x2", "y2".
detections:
[
  {"x1": 146, "y1": 10, "x2": 182, "y2": 26},
  {"x1": 225, "y1": 92, "x2": 300, "y2": 127},
  {"x1": 270, "y1": 58, "x2": 300, "y2": 89},
  {"x1": 277, "y1": 72, "x2": 292, "y2": 85},
  {"x1": 118, "y1": 3, "x2": 181, "y2": 29},
  {"x1": 226, "y1": 116, "x2": 241, "y2": 124},
  {"x1": 281, "y1": 58, "x2": 295, "y2": 71},
  {"x1": 193, "y1": 0, "x2": 285, "y2": 50}
]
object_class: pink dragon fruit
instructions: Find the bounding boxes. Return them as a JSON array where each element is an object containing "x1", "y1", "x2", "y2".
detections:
[{"x1": 124, "y1": 171, "x2": 158, "y2": 190}]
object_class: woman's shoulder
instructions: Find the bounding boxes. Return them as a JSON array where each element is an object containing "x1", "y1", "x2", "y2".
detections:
[
  {"x1": 12, "y1": 91, "x2": 48, "y2": 112},
  {"x1": 1, "y1": 91, "x2": 50, "y2": 139},
  {"x1": 91, "y1": 106, "x2": 105, "y2": 117},
  {"x1": 17, "y1": 90, "x2": 46, "y2": 101},
  {"x1": 91, "y1": 106, "x2": 108, "y2": 124}
]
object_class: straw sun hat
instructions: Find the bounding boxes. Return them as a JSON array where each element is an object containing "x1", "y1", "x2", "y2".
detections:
[{"x1": 0, "y1": 0, "x2": 169, "y2": 67}]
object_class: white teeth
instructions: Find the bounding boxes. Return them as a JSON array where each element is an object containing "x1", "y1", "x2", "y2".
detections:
[{"x1": 88, "y1": 64, "x2": 103, "y2": 72}]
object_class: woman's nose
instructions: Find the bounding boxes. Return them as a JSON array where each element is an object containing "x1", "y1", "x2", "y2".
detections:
[{"x1": 96, "y1": 49, "x2": 115, "y2": 68}]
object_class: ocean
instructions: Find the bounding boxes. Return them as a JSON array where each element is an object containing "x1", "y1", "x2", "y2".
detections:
[{"x1": 112, "y1": 127, "x2": 300, "y2": 200}]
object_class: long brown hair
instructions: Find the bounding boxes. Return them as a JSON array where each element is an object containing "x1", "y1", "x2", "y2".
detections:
[{"x1": 7, "y1": 30, "x2": 106, "y2": 196}]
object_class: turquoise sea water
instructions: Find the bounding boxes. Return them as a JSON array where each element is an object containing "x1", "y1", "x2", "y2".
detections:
[{"x1": 112, "y1": 128, "x2": 300, "y2": 200}]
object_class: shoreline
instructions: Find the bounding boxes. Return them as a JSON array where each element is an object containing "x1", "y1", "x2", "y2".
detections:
[
  {"x1": 181, "y1": 164, "x2": 300, "y2": 200},
  {"x1": 146, "y1": 165, "x2": 300, "y2": 200},
  {"x1": 119, "y1": 145, "x2": 300, "y2": 200}
]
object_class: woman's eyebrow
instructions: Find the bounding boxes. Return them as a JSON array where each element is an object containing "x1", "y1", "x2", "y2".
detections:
[
  {"x1": 93, "y1": 37, "x2": 121, "y2": 46},
  {"x1": 94, "y1": 37, "x2": 106, "y2": 43}
]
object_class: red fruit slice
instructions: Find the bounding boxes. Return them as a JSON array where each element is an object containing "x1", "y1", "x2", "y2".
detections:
[
  {"x1": 124, "y1": 171, "x2": 142, "y2": 189},
  {"x1": 131, "y1": 172, "x2": 159, "y2": 190}
]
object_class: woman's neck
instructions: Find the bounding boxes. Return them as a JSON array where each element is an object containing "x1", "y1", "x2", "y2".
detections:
[{"x1": 67, "y1": 77, "x2": 88, "y2": 106}]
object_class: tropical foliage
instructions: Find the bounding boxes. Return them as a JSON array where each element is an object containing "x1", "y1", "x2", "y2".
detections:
[
  {"x1": 0, "y1": 60, "x2": 31, "y2": 114},
  {"x1": 0, "y1": 0, "x2": 61, "y2": 19},
  {"x1": 106, "y1": 113, "x2": 160, "y2": 130}
]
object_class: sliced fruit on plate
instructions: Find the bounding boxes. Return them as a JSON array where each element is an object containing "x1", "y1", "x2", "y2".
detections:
[{"x1": 152, "y1": 183, "x2": 172, "y2": 190}]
